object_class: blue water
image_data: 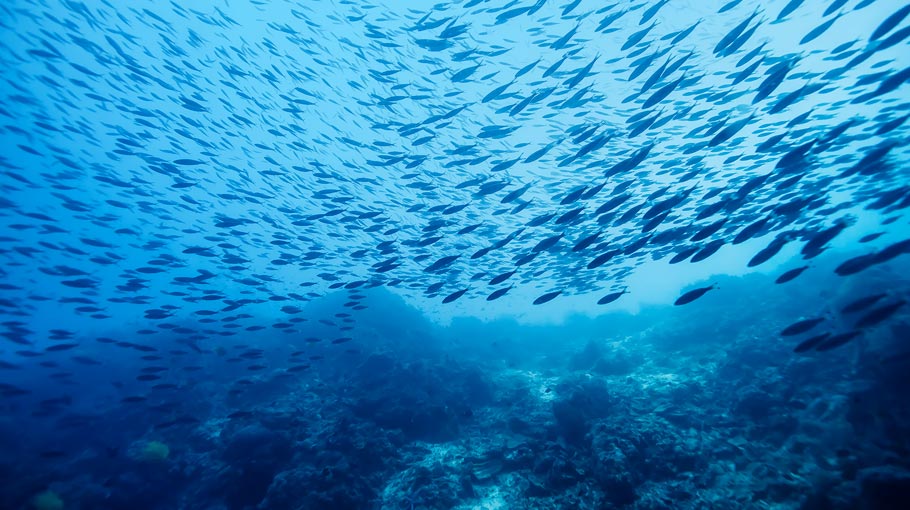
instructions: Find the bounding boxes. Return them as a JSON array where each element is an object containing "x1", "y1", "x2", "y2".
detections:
[{"x1": 1, "y1": 0, "x2": 910, "y2": 508}]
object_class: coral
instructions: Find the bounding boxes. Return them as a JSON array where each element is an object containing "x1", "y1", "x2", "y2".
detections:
[
  {"x1": 30, "y1": 490, "x2": 63, "y2": 510},
  {"x1": 137, "y1": 440, "x2": 170, "y2": 461},
  {"x1": 551, "y1": 377, "x2": 612, "y2": 446}
]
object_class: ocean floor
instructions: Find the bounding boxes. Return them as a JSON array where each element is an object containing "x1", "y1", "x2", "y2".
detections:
[{"x1": 2, "y1": 270, "x2": 908, "y2": 510}]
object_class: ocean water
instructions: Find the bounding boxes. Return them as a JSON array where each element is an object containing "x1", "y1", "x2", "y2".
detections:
[{"x1": 1, "y1": 0, "x2": 909, "y2": 508}]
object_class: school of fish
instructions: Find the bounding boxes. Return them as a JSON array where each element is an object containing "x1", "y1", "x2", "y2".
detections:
[{"x1": 1, "y1": 0, "x2": 909, "y2": 378}]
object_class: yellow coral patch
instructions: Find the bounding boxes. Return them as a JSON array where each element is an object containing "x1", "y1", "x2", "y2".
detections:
[
  {"x1": 30, "y1": 490, "x2": 64, "y2": 510},
  {"x1": 139, "y1": 440, "x2": 170, "y2": 461}
]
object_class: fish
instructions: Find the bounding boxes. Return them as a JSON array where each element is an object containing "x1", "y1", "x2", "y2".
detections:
[
  {"x1": 715, "y1": 9, "x2": 761, "y2": 56},
  {"x1": 800, "y1": 13, "x2": 843, "y2": 45},
  {"x1": 814, "y1": 331, "x2": 863, "y2": 352},
  {"x1": 674, "y1": 285, "x2": 716, "y2": 306},
  {"x1": 669, "y1": 246, "x2": 700, "y2": 264},
  {"x1": 533, "y1": 291, "x2": 562, "y2": 305},
  {"x1": 690, "y1": 219, "x2": 728, "y2": 242},
  {"x1": 483, "y1": 81, "x2": 515, "y2": 103},
  {"x1": 642, "y1": 74, "x2": 687, "y2": 109},
  {"x1": 754, "y1": 59, "x2": 797, "y2": 104},
  {"x1": 781, "y1": 317, "x2": 826, "y2": 336},
  {"x1": 587, "y1": 249, "x2": 621, "y2": 270},
  {"x1": 854, "y1": 300, "x2": 907, "y2": 329},
  {"x1": 793, "y1": 332, "x2": 832, "y2": 353},
  {"x1": 490, "y1": 270, "x2": 516, "y2": 286},
  {"x1": 841, "y1": 293, "x2": 888, "y2": 314},
  {"x1": 748, "y1": 235, "x2": 792, "y2": 267},
  {"x1": 719, "y1": 0, "x2": 744, "y2": 14},
  {"x1": 597, "y1": 289, "x2": 628, "y2": 305},
  {"x1": 487, "y1": 286, "x2": 512, "y2": 301},
  {"x1": 870, "y1": 4, "x2": 910, "y2": 41},
  {"x1": 572, "y1": 231, "x2": 603, "y2": 252},
  {"x1": 532, "y1": 233, "x2": 564, "y2": 253},
  {"x1": 641, "y1": 0, "x2": 670, "y2": 25},
  {"x1": 443, "y1": 288, "x2": 468, "y2": 304},
  {"x1": 622, "y1": 21, "x2": 657, "y2": 51},
  {"x1": 835, "y1": 239, "x2": 910, "y2": 276},
  {"x1": 801, "y1": 220, "x2": 851, "y2": 259},
  {"x1": 424, "y1": 255, "x2": 460, "y2": 273},
  {"x1": 775, "y1": 266, "x2": 809, "y2": 284},
  {"x1": 690, "y1": 240, "x2": 725, "y2": 263}
]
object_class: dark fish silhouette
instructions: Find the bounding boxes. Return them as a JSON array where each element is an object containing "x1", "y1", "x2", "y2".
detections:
[
  {"x1": 597, "y1": 289, "x2": 628, "y2": 305},
  {"x1": 781, "y1": 317, "x2": 826, "y2": 336},
  {"x1": 775, "y1": 266, "x2": 809, "y2": 284},
  {"x1": 793, "y1": 332, "x2": 832, "y2": 353},
  {"x1": 443, "y1": 289, "x2": 468, "y2": 304},
  {"x1": 854, "y1": 300, "x2": 906, "y2": 329},
  {"x1": 841, "y1": 293, "x2": 888, "y2": 314},
  {"x1": 533, "y1": 291, "x2": 562, "y2": 305},
  {"x1": 674, "y1": 285, "x2": 716, "y2": 306},
  {"x1": 814, "y1": 331, "x2": 863, "y2": 352}
]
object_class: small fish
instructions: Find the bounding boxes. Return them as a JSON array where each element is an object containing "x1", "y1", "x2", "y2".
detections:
[
  {"x1": 597, "y1": 288, "x2": 628, "y2": 305},
  {"x1": 775, "y1": 266, "x2": 809, "y2": 284},
  {"x1": 572, "y1": 231, "x2": 602, "y2": 252},
  {"x1": 800, "y1": 12, "x2": 843, "y2": 45},
  {"x1": 781, "y1": 317, "x2": 825, "y2": 336},
  {"x1": 841, "y1": 293, "x2": 888, "y2": 314},
  {"x1": 870, "y1": 4, "x2": 910, "y2": 41},
  {"x1": 424, "y1": 255, "x2": 460, "y2": 273},
  {"x1": 490, "y1": 270, "x2": 516, "y2": 285},
  {"x1": 532, "y1": 233, "x2": 564, "y2": 253},
  {"x1": 715, "y1": 9, "x2": 761, "y2": 55},
  {"x1": 674, "y1": 285, "x2": 716, "y2": 305},
  {"x1": 533, "y1": 291, "x2": 561, "y2": 305},
  {"x1": 854, "y1": 300, "x2": 906, "y2": 329},
  {"x1": 442, "y1": 288, "x2": 468, "y2": 303},
  {"x1": 748, "y1": 235, "x2": 792, "y2": 267},
  {"x1": 690, "y1": 240, "x2": 725, "y2": 263},
  {"x1": 814, "y1": 331, "x2": 863, "y2": 352},
  {"x1": 793, "y1": 332, "x2": 832, "y2": 353},
  {"x1": 487, "y1": 286, "x2": 513, "y2": 301},
  {"x1": 776, "y1": 0, "x2": 805, "y2": 22}
]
